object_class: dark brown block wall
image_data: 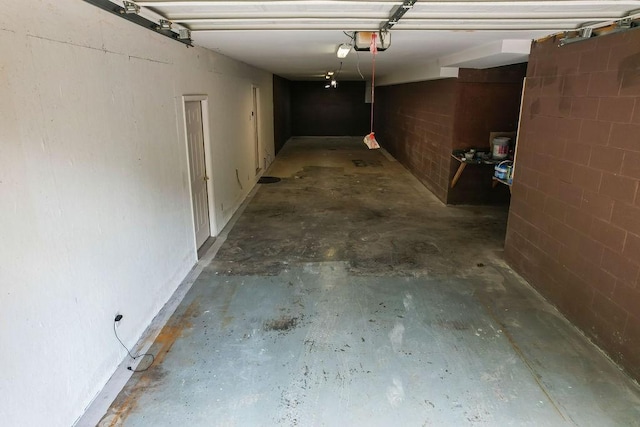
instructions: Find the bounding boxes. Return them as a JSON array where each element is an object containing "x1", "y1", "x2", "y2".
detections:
[
  {"x1": 505, "y1": 29, "x2": 640, "y2": 380},
  {"x1": 376, "y1": 65, "x2": 525, "y2": 204},
  {"x1": 376, "y1": 80, "x2": 457, "y2": 202},
  {"x1": 448, "y1": 67, "x2": 526, "y2": 204},
  {"x1": 454, "y1": 67, "x2": 526, "y2": 150}
]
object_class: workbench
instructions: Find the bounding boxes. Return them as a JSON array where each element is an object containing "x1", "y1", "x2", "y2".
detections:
[{"x1": 450, "y1": 154, "x2": 508, "y2": 188}]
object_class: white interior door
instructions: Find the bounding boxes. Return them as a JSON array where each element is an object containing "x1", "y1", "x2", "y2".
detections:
[{"x1": 185, "y1": 100, "x2": 211, "y2": 249}]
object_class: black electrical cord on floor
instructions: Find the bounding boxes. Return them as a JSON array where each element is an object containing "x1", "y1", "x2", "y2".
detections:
[{"x1": 113, "y1": 321, "x2": 154, "y2": 373}]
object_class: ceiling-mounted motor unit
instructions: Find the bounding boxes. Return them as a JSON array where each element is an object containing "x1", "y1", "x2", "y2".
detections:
[{"x1": 354, "y1": 31, "x2": 391, "y2": 52}]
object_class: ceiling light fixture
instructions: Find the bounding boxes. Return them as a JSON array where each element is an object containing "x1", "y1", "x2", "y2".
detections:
[
  {"x1": 337, "y1": 43, "x2": 352, "y2": 58},
  {"x1": 324, "y1": 74, "x2": 338, "y2": 89}
]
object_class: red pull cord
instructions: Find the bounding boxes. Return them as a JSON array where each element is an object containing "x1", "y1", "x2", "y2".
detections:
[{"x1": 370, "y1": 33, "x2": 378, "y2": 134}]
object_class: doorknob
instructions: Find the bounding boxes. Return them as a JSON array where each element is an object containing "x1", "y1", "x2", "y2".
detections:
[{"x1": 204, "y1": 175, "x2": 209, "y2": 181}]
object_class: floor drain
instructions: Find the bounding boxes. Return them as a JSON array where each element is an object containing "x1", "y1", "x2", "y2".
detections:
[{"x1": 258, "y1": 176, "x2": 281, "y2": 184}]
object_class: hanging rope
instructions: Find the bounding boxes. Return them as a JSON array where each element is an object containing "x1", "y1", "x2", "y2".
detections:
[
  {"x1": 363, "y1": 32, "x2": 380, "y2": 149},
  {"x1": 363, "y1": 33, "x2": 380, "y2": 150},
  {"x1": 369, "y1": 32, "x2": 377, "y2": 135}
]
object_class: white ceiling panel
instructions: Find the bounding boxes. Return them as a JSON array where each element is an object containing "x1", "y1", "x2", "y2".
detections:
[
  {"x1": 110, "y1": 0, "x2": 640, "y2": 83},
  {"x1": 186, "y1": 19, "x2": 386, "y2": 30},
  {"x1": 408, "y1": 1, "x2": 640, "y2": 17}
]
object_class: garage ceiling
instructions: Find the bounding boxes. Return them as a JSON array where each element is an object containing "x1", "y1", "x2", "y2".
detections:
[{"x1": 105, "y1": 0, "x2": 640, "y2": 84}]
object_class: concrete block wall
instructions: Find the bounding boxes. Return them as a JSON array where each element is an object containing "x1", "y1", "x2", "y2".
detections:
[
  {"x1": 376, "y1": 65, "x2": 526, "y2": 205},
  {"x1": 505, "y1": 29, "x2": 640, "y2": 380},
  {"x1": 447, "y1": 66, "x2": 526, "y2": 204},
  {"x1": 376, "y1": 79, "x2": 458, "y2": 202},
  {"x1": 454, "y1": 66, "x2": 526, "y2": 150}
]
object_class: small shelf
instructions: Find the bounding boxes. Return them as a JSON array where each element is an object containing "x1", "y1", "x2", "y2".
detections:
[
  {"x1": 492, "y1": 176, "x2": 512, "y2": 191},
  {"x1": 450, "y1": 154, "x2": 504, "y2": 189}
]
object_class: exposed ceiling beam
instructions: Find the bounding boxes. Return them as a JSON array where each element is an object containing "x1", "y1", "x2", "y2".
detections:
[
  {"x1": 190, "y1": 25, "x2": 383, "y2": 31},
  {"x1": 400, "y1": 17, "x2": 619, "y2": 22},
  {"x1": 170, "y1": 13, "x2": 392, "y2": 19},
  {"x1": 136, "y1": 1, "x2": 403, "y2": 6},
  {"x1": 408, "y1": 0, "x2": 639, "y2": 5},
  {"x1": 182, "y1": 17, "x2": 613, "y2": 32},
  {"x1": 135, "y1": 0, "x2": 639, "y2": 7},
  {"x1": 406, "y1": 12, "x2": 636, "y2": 19},
  {"x1": 177, "y1": 17, "x2": 617, "y2": 24},
  {"x1": 178, "y1": 17, "x2": 389, "y2": 23}
]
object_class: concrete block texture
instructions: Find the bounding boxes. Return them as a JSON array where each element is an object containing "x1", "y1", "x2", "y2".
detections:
[{"x1": 505, "y1": 29, "x2": 640, "y2": 381}]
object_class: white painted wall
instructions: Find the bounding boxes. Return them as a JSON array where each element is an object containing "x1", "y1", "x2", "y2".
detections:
[{"x1": 0, "y1": 1, "x2": 274, "y2": 426}]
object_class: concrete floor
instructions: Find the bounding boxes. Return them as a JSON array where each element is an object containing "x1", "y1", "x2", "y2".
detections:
[{"x1": 98, "y1": 137, "x2": 640, "y2": 426}]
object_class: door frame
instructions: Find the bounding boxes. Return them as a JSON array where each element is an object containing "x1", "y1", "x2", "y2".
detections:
[
  {"x1": 251, "y1": 85, "x2": 261, "y2": 174},
  {"x1": 182, "y1": 95, "x2": 217, "y2": 252}
]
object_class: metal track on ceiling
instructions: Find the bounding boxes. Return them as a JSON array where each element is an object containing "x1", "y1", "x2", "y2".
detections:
[
  {"x1": 145, "y1": 0, "x2": 639, "y2": 32},
  {"x1": 87, "y1": 0, "x2": 640, "y2": 38},
  {"x1": 83, "y1": 0, "x2": 192, "y2": 45}
]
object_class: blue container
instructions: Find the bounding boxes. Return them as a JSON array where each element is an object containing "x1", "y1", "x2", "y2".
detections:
[{"x1": 494, "y1": 161, "x2": 513, "y2": 180}]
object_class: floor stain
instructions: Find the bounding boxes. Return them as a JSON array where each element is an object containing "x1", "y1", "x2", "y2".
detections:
[
  {"x1": 352, "y1": 159, "x2": 383, "y2": 167},
  {"x1": 437, "y1": 319, "x2": 470, "y2": 331},
  {"x1": 98, "y1": 301, "x2": 198, "y2": 426},
  {"x1": 93, "y1": 138, "x2": 640, "y2": 426},
  {"x1": 477, "y1": 293, "x2": 568, "y2": 422},
  {"x1": 264, "y1": 315, "x2": 299, "y2": 333},
  {"x1": 211, "y1": 140, "x2": 508, "y2": 278}
]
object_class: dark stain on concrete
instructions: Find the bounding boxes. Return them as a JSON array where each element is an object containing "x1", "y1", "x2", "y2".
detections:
[
  {"x1": 437, "y1": 319, "x2": 470, "y2": 331},
  {"x1": 264, "y1": 315, "x2": 299, "y2": 332},
  {"x1": 210, "y1": 141, "x2": 507, "y2": 278},
  {"x1": 352, "y1": 159, "x2": 383, "y2": 167},
  {"x1": 95, "y1": 137, "x2": 640, "y2": 426}
]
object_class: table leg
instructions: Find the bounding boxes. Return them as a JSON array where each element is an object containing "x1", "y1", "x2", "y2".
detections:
[{"x1": 450, "y1": 162, "x2": 467, "y2": 188}]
